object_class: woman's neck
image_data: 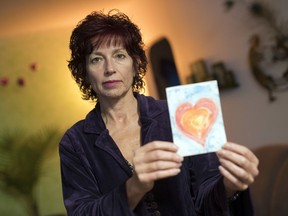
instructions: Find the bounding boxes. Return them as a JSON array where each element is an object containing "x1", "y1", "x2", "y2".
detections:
[{"x1": 99, "y1": 92, "x2": 138, "y2": 125}]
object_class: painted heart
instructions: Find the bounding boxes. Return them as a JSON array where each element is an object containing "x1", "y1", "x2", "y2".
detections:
[{"x1": 175, "y1": 98, "x2": 218, "y2": 146}]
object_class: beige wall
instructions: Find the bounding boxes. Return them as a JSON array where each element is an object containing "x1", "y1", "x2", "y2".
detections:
[{"x1": 1, "y1": 0, "x2": 287, "y2": 148}]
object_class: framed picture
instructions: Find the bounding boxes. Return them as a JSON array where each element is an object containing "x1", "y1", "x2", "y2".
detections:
[
  {"x1": 212, "y1": 62, "x2": 227, "y2": 87},
  {"x1": 212, "y1": 62, "x2": 238, "y2": 89},
  {"x1": 189, "y1": 60, "x2": 209, "y2": 83}
]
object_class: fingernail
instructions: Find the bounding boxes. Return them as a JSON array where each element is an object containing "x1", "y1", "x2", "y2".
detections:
[
  {"x1": 218, "y1": 149, "x2": 224, "y2": 155},
  {"x1": 219, "y1": 158, "x2": 225, "y2": 164},
  {"x1": 225, "y1": 142, "x2": 232, "y2": 147}
]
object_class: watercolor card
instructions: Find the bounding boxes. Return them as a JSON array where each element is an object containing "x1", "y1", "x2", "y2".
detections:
[{"x1": 166, "y1": 80, "x2": 227, "y2": 157}]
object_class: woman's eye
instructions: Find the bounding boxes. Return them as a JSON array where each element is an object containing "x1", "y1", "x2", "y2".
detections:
[
  {"x1": 91, "y1": 57, "x2": 102, "y2": 63},
  {"x1": 115, "y1": 53, "x2": 126, "y2": 59}
]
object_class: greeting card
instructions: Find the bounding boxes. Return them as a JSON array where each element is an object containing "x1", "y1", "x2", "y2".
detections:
[{"x1": 166, "y1": 80, "x2": 227, "y2": 156}]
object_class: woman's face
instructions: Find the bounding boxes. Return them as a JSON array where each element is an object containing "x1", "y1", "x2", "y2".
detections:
[{"x1": 86, "y1": 43, "x2": 135, "y2": 101}]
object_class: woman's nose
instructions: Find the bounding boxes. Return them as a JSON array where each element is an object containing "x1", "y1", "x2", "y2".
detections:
[{"x1": 104, "y1": 59, "x2": 116, "y2": 75}]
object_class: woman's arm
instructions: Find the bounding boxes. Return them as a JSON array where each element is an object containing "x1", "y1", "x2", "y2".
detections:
[
  {"x1": 217, "y1": 142, "x2": 259, "y2": 196},
  {"x1": 127, "y1": 141, "x2": 183, "y2": 210},
  {"x1": 59, "y1": 132, "x2": 133, "y2": 216},
  {"x1": 189, "y1": 143, "x2": 259, "y2": 216},
  {"x1": 189, "y1": 152, "x2": 230, "y2": 215}
]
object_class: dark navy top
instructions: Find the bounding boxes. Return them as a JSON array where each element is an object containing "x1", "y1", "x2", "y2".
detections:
[{"x1": 59, "y1": 93, "x2": 253, "y2": 215}]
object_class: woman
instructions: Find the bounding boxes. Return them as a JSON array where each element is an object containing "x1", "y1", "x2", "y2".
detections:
[{"x1": 59, "y1": 10, "x2": 259, "y2": 215}]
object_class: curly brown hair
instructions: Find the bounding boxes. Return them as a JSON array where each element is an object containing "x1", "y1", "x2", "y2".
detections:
[{"x1": 68, "y1": 10, "x2": 148, "y2": 101}]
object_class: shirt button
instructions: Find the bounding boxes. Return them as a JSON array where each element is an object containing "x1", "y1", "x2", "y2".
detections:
[
  {"x1": 145, "y1": 192, "x2": 154, "y2": 202},
  {"x1": 150, "y1": 201, "x2": 158, "y2": 209},
  {"x1": 152, "y1": 210, "x2": 161, "y2": 216}
]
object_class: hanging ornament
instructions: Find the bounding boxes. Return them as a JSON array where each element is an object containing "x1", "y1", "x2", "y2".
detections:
[
  {"x1": 0, "y1": 77, "x2": 9, "y2": 86},
  {"x1": 29, "y1": 62, "x2": 39, "y2": 72},
  {"x1": 17, "y1": 77, "x2": 26, "y2": 87}
]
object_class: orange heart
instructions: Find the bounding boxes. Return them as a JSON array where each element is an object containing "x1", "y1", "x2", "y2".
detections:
[{"x1": 175, "y1": 98, "x2": 218, "y2": 146}]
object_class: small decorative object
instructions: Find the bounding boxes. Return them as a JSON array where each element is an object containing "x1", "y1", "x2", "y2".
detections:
[
  {"x1": 187, "y1": 59, "x2": 239, "y2": 90},
  {"x1": 0, "y1": 77, "x2": 9, "y2": 86},
  {"x1": 189, "y1": 60, "x2": 210, "y2": 83},
  {"x1": 29, "y1": 62, "x2": 39, "y2": 72},
  {"x1": 17, "y1": 77, "x2": 25, "y2": 87},
  {"x1": 224, "y1": 0, "x2": 288, "y2": 102},
  {"x1": 223, "y1": 0, "x2": 235, "y2": 10},
  {"x1": 211, "y1": 62, "x2": 239, "y2": 89}
]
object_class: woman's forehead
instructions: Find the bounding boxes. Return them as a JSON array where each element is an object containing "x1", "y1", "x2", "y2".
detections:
[{"x1": 91, "y1": 35, "x2": 125, "y2": 50}]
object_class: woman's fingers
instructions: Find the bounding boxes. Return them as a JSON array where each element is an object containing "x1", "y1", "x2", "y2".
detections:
[
  {"x1": 136, "y1": 141, "x2": 179, "y2": 152},
  {"x1": 137, "y1": 167, "x2": 181, "y2": 183},
  {"x1": 133, "y1": 141, "x2": 183, "y2": 166},
  {"x1": 219, "y1": 165, "x2": 249, "y2": 191},
  {"x1": 218, "y1": 143, "x2": 259, "y2": 177},
  {"x1": 135, "y1": 160, "x2": 182, "y2": 173},
  {"x1": 218, "y1": 158, "x2": 253, "y2": 190},
  {"x1": 217, "y1": 142, "x2": 259, "y2": 192},
  {"x1": 133, "y1": 141, "x2": 183, "y2": 183},
  {"x1": 221, "y1": 143, "x2": 259, "y2": 175}
]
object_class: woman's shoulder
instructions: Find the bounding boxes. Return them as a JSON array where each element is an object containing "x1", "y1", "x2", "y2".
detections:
[
  {"x1": 60, "y1": 119, "x2": 86, "y2": 145},
  {"x1": 137, "y1": 93, "x2": 168, "y2": 117},
  {"x1": 62, "y1": 106, "x2": 101, "y2": 137}
]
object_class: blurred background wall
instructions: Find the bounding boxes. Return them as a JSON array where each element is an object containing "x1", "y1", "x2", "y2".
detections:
[{"x1": 0, "y1": 0, "x2": 287, "y2": 215}]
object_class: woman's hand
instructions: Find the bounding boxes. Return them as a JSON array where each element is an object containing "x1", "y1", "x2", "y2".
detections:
[
  {"x1": 133, "y1": 141, "x2": 183, "y2": 190},
  {"x1": 126, "y1": 141, "x2": 183, "y2": 209},
  {"x1": 217, "y1": 142, "x2": 259, "y2": 197}
]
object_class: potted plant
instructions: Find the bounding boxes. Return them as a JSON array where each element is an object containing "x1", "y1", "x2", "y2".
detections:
[{"x1": 0, "y1": 128, "x2": 62, "y2": 216}]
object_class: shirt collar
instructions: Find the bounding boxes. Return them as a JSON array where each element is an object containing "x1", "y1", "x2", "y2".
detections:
[{"x1": 83, "y1": 92, "x2": 168, "y2": 134}]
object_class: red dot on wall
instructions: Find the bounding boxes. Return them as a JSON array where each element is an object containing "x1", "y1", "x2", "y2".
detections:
[
  {"x1": 0, "y1": 78, "x2": 9, "y2": 86},
  {"x1": 17, "y1": 77, "x2": 26, "y2": 87},
  {"x1": 29, "y1": 62, "x2": 39, "y2": 71}
]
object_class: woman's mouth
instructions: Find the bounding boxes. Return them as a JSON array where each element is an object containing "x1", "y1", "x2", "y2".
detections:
[{"x1": 103, "y1": 80, "x2": 121, "y2": 88}]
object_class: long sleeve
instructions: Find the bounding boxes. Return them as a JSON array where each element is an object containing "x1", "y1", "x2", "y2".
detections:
[
  {"x1": 188, "y1": 153, "x2": 229, "y2": 216},
  {"x1": 59, "y1": 94, "x2": 255, "y2": 216},
  {"x1": 228, "y1": 189, "x2": 254, "y2": 216},
  {"x1": 59, "y1": 132, "x2": 133, "y2": 216},
  {"x1": 189, "y1": 152, "x2": 254, "y2": 216}
]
